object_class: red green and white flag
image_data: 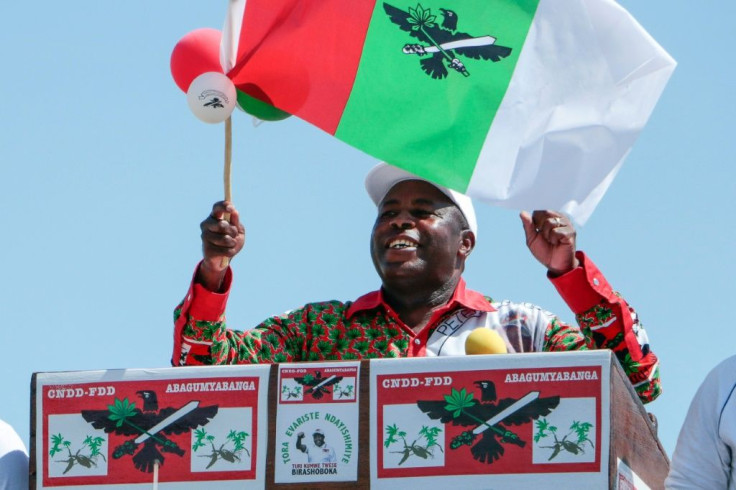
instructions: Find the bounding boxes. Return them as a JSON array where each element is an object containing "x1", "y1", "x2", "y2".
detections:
[{"x1": 221, "y1": 0, "x2": 675, "y2": 223}]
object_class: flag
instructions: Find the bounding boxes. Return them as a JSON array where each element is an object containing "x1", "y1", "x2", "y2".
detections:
[{"x1": 222, "y1": 0, "x2": 675, "y2": 223}]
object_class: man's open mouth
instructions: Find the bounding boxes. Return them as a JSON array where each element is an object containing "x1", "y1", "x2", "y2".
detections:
[{"x1": 387, "y1": 238, "x2": 418, "y2": 249}]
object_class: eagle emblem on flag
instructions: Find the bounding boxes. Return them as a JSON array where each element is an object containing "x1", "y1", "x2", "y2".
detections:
[{"x1": 383, "y1": 3, "x2": 513, "y2": 79}]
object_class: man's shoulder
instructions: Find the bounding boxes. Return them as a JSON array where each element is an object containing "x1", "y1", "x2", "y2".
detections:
[
  {"x1": 715, "y1": 354, "x2": 736, "y2": 372},
  {"x1": 686, "y1": 355, "x2": 736, "y2": 423},
  {"x1": 0, "y1": 419, "x2": 27, "y2": 457},
  {"x1": 704, "y1": 355, "x2": 736, "y2": 388},
  {"x1": 486, "y1": 297, "x2": 555, "y2": 316},
  {"x1": 274, "y1": 300, "x2": 352, "y2": 320},
  {"x1": 453, "y1": 283, "x2": 557, "y2": 320},
  {"x1": 302, "y1": 300, "x2": 351, "y2": 310}
]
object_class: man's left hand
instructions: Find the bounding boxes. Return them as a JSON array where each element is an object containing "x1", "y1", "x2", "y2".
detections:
[{"x1": 520, "y1": 210, "x2": 579, "y2": 277}]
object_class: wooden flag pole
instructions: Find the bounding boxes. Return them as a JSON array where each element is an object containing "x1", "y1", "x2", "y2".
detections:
[
  {"x1": 224, "y1": 115, "x2": 233, "y2": 203},
  {"x1": 221, "y1": 116, "x2": 233, "y2": 269}
]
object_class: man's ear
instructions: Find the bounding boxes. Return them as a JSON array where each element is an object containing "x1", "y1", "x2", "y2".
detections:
[{"x1": 459, "y1": 229, "x2": 476, "y2": 258}]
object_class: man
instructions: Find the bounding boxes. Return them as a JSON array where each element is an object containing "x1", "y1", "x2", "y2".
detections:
[
  {"x1": 665, "y1": 355, "x2": 736, "y2": 489},
  {"x1": 173, "y1": 163, "x2": 660, "y2": 403},
  {"x1": 0, "y1": 419, "x2": 29, "y2": 490},
  {"x1": 296, "y1": 429, "x2": 336, "y2": 463}
]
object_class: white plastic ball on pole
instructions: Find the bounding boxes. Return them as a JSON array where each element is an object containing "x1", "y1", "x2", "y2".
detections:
[{"x1": 186, "y1": 72, "x2": 237, "y2": 124}]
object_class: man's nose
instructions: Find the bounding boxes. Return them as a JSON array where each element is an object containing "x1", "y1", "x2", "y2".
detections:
[{"x1": 390, "y1": 211, "x2": 415, "y2": 229}]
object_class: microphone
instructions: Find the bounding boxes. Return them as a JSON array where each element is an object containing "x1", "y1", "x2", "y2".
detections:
[{"x1": 465, "y1": 328, "x2": 508, "y2": 355}]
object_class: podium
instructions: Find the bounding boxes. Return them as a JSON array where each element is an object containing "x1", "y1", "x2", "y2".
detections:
[{"x1": 30, "y1": 351, "x2": 668, "y2": 489}]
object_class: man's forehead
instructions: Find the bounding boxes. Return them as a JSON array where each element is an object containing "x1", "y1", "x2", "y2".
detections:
[
  {"x1": 365, "y1": 163, "x2": 478, "y2": 236},
  {"x1": 379, "y1": 180, "x2": 455, "y2": 207}
]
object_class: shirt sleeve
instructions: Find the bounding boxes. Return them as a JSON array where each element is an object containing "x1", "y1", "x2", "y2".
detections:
[
  {"x1": 172, "y1": 263, "x2": 306, "y2": 365},
  {"x1": 666, "y1": 360, "x2": 735, "y2": 489},
  {"x1": 545, "y1": 251, "x2": 661, "y2": 404}
]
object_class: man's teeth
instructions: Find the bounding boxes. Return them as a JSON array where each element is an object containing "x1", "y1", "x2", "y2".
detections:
[{"x1": 389, "y1": 239, "x2": 417, "y2": 249}]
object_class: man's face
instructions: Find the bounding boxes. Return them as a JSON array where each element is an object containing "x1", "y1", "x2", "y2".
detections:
[
  {"x1": 313, "y1": 434, "x2": 325, "y2": 447},
  {"x1": 370, "y1": 180, "x2": 473, "y2": 290}
]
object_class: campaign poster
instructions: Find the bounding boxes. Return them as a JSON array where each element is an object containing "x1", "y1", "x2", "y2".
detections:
[
  {"x1": 34, "y1": 365, "x2": 269, "y2": 489},
  {"x1": 370, "y1": 351, "x2": 611, "y2": 489},
  {"x1": 274, "y1": 362, "x2": 360, "y2": 483}
]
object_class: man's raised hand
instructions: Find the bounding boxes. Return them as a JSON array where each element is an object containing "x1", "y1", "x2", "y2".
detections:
[
  {"x1": 520, "y1": 210, "x2": 579, "y2": 277},
  {"x1": 197, "y1": 201, "x2": 245, "y2": 292}
]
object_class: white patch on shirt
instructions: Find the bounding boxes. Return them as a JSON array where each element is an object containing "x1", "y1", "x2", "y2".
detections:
[{"x1": 426, "y1": 301, "x2": 554, "y2": 357}]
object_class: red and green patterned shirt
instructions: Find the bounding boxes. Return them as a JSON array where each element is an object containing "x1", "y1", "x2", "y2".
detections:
[{"x1": 173, "y1": 252, "x2": 660, "y2": 403}]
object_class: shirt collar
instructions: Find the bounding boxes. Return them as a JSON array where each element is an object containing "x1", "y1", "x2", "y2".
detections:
[{"x1": 346, "y1": 278, "x2": 494, "y2": 318}]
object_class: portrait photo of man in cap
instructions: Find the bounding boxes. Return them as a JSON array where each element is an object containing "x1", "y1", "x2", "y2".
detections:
[{"x1": 295, "y1": 429, "x2": 337, "y2": 464}]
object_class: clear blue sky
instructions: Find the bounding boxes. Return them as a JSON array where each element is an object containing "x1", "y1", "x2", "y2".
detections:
[{"x1": 1, "y1": 0, "x2": 733, "y2": 461}]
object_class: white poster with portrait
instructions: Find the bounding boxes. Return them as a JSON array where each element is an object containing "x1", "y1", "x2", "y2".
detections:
[{"x1": 274, "y1": 362, "x2": 360, "y2": 483}]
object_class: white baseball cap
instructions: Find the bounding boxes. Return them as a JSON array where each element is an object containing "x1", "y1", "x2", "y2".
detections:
[{"x1": 365, "y1": 162, "x2": 478, "y2": 237}]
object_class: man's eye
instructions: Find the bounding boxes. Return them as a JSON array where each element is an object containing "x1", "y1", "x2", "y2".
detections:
[
  {"x1": 413, "y1": 209, "x2": 433, "y2": 217},
  {"x1": 380, "y1": 210, "x2": 398, "y2": 218}
]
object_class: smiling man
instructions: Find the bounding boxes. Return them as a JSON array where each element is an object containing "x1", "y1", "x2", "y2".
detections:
[
  {"x1": 296, "y1": 429, "x2": 336, "y2": 464},
  {"x1": 173, "y1": 163, "x2": 660, "y2": 404}
]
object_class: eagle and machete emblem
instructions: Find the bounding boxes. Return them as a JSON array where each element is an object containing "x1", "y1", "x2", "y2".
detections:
[
  {"x1": 384, "y1": 3, "x2": 513, "y2": 79},
  {"x1": 416, "y1": 381, "x2": 559, "y2": 464}
]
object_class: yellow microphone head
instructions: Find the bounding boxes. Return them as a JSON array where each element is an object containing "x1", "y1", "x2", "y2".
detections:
[{"x1": 465, "y1": 328, "x2": 508, "y2": 355}]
